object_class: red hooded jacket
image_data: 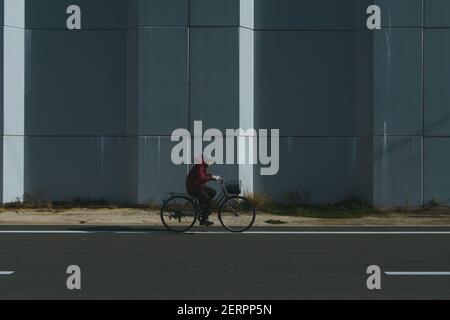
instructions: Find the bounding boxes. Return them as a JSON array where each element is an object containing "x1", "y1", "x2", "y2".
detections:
[{"x1": 186, "y1": 161, "x2": 213, "y2": 195}]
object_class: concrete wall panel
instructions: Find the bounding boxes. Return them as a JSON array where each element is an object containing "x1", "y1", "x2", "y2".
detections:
[
  {"x1": 240, "y1": 0, "x2": 254, "y2": 29},
  {"x1": 190, "y1": 0, "x2": 240, "y2": 27},
  {"x1": 254, "y1": 0, "x2": 357, "y2": 30},
  {"x1": 354, "y1": 30, "x2": 374, "y2": 136},
  {"x1": 134, "y1": 27, "x2": 189, "y2": 136},
  {"x1": 25, "y1": 30, "x2": 126, "y2": 136},
  {"x1": 372, "y1": 137, "x2": 423, "y2": 207},
  {"x1": 190, "y1": 28, "x2": 239, "y2": 132},
  {"x1": 2, "y1": 2, "x2": 25, "y2": 202},
  {"x1": 0, "y1": 138, "x2": 2, "y2": 201},
  {"x1": 253, "y1": 137, "x2": 356, "y2": 204},
  {"x1": 3, "y1": 136, "x2": 24, "y2": 202},
  {"x1": 4, "y1": 0, "x2": 25, "y2": 28},
  {"x1": 24, "y1": 137, "x2": 131, "y2": 202},
  {"x1": 136, "y1": 136, "x2": 187, "y2": 203},
  {"x1": 425, "y1": 29, "x2": 450, "y2": 136},
  {"x1": 254, "y1": 31, "x2": 355, "y2": 136},
  {"x1": 356, "y1": 0, "x2": 423, "y2": 28},
  {"x1": 4, "y1": 26, "x2": 24, "y2": 136},
  {"x1": 424, "y1": 138, "x2": 450, "y2": 204},
  {"x1": 0, "y1": 1, "x2": 3, "y2": 26},
  {"x1": 426, "y1": 0, "x2": 450, "y2": 27},
  {"x1": 128, "y1": 0, "x2": 188, "y2": 27},
  {"x1": 25, "y1": 0, "x2": 127, "y2": 29},
  {"x1": 0, "y1": 28, "x2": 3, "y2": 135},
  {"x1": 373, "y1": 28, "x2": 423, "y2": 136},
  {"x1": 352, "y1": 137, "x2": 374, "y2": 203}
]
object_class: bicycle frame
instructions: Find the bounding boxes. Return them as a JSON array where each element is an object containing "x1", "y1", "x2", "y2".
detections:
[
  {"x1": 214, "y1": 181, "x2": 231, "y2": 207},
  {"x1": 191, "y1": 181, "x2": 230, "y2": 216}
]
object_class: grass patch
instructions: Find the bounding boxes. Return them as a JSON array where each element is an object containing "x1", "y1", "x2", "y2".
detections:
[
  {"x1": 266, "y1": 199, "x2": 377, "y2": 219},
  {"x1": 244, "y1": 192, "x2": 377, "y2": 219}
]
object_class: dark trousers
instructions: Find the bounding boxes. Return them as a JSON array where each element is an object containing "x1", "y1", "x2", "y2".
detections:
[{"x1": 191, "y1": 187, "x2": 217, "y2": 219}]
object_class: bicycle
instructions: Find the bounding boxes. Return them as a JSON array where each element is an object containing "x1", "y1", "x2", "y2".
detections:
[{"x1": 160, "y1": 179, "x2": 256, "y2": 233}]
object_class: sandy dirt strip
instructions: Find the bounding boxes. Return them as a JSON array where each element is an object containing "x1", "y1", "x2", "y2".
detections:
[{"x1": 1, "y1": 208, "x2": 450, "y2": 226}]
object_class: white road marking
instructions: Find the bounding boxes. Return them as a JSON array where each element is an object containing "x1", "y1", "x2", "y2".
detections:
[
  {"x1": 0, "y1": 271, "x2": 15, "y2": 275},
  {"x1": 385, "y1": 272, "x2": 450, "y2": 276},
  {"x1": 1, "y1": 230, "x2": 450, "y2": 235},
  {"x1": 189, "y1": 231, "x2": 450, "y2": 235},
  {"x1": 0, "y1": 231, "x2": 91, "y2": 234}
]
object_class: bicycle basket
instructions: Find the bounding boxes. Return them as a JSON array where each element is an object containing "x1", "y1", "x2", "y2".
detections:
[{"x1": 226, "y1": 180, "x2": 242, "y2": 195}]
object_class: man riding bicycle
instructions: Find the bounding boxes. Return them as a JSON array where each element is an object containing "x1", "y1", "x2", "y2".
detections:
[{"x1": 186, "y1": 157, "x2": 221, "y2": 226}]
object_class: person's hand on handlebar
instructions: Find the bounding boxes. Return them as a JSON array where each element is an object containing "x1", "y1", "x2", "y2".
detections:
[{"x1": 212, "y1": 175, "x2": 223, "y2": 182}]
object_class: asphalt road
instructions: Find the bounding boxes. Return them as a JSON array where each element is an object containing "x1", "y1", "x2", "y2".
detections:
[{"x1": 0, "y1": 225, "x2": 450, "y2": 300}]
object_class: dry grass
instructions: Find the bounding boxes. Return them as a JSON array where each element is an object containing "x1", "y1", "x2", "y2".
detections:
[{"x1": 243, "y1": 192, "x2": 271, "y2": 210}]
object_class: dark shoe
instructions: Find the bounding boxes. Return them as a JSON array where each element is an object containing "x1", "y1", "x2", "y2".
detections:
[{"x1": 199, "y1": 219, "x2": 214, "y2": 227}]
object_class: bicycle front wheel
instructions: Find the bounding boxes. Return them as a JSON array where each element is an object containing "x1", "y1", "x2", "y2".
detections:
[
  {"x1": 161, "y1": 196, "x2": 198, "y2": 233},
  {"x1": 219, "y1": 196, "x2": 256, "y2": 232}
]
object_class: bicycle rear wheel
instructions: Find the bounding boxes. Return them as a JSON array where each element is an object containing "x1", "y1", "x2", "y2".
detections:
[
  {"x1": 219, "y1": 196, "x2": 256, "y2": 233},
  {"x1": 161, "y1": 196, "x2": 198, "y2": 232}
]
